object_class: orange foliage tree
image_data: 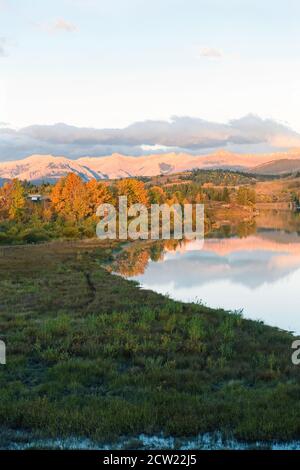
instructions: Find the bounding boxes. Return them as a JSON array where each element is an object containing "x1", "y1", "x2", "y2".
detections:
[
  {"x1": 86, "y1": 180, "x2": 112, "y2": 217},
  {"x1": 51, "y1": 173, "x2": 89, "y2": 222},
  {"x1": 0, "y1": 179, "x2": 26, "y2": 220},
  {"x1": 116, "y1": 179, "x2": 149, "y2": 206},
  {"x1": 51, "y1": 174, "x2": 113, "y2": 222}
]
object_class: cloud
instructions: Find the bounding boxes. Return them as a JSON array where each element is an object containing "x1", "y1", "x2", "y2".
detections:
[
  {"x1": 36, "y1": 18, "x2": 78, "y2": 34},
  {"x1": 0, "y1": 115, "x2": 300, "y2": 161},
  {"x1": 52, "y1": 19, "x2": 77, "y2": 33},
  {"x1": 198, "y1": 46, "x2": 223, "y2": 59},
  {"x1": 140, "y1": 144, "x2": 176, "y2": 152}
]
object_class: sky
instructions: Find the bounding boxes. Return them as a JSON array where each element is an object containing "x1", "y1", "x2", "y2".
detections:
[{"x1": 0, "y1": 0, "x2": 300, "y2": 159}]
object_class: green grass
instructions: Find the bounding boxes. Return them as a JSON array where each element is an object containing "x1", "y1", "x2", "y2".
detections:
[{"x1": 0, "y1": 239, "x2": 299, "y2": 446}]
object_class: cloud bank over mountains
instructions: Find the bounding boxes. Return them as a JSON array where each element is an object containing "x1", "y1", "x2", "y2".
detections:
[{"x1": 1, "y1": 114, "x2": 300, "y2": 161}]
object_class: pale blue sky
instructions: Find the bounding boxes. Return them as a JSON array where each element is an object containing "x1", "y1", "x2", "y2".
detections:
[{"x1": 1, "y1": 0, "x2": 300, "y2": 131}]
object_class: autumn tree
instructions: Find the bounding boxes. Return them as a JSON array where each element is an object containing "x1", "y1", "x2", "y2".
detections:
[
  {"x1": 116, "y1": 179, "x2": 149, "y2": 206},
  {"x1": 221, "y1": 186, "x2": 230, "y2": 203},
  {"x1": 86, "y1": 180, "x2": 112, "y2": 216},
  {"x1": 51, "y1": 173, "x2": 89, "y2": 222},
  {"x1": 237, "y1": 186, "x2": 256, "y2": 205},
  {"x1": 0, "y1": 179, "x2": 26, "y2": 220},
  {"x1": 50, "y1": 177, "x2": 65, "y2": 215},
  {"x1": 148, "y1": 186, "x2": 166, "y2": 204}
]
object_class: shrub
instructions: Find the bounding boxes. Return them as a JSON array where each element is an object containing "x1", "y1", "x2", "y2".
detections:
[
  {"x1": 20, "y1": 228, "x2": 50, "y2": 243},
  {"x1": 62, "y1": 226, "x2": 80, "y2": 239}
]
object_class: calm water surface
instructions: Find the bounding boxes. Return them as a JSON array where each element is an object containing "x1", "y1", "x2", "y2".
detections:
[{"x1": 116, "y1": 211, "x2": 300, "y2": 334}]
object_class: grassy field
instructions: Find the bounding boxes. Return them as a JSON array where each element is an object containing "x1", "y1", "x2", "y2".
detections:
[{"x1": 0, "y1": 239, "x2": 300, "y2": 448}]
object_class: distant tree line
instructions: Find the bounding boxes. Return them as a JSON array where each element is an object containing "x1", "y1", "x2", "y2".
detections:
[{"x1": 0, "y1": 173, "x2": 256, "y2": 244}]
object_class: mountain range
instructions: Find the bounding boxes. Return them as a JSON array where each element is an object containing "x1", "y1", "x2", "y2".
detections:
[{"x1": 1, "y1": 150, "x2": 300, "y2": 183}]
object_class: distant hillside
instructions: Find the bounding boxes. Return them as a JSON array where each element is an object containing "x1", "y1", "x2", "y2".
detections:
[
  {"x1": 1, "y1": 149, "x2": 300, "y2": 182},
  {"x1": 0, "y1": 155, "x2": 107, "y2": 184},
  {"x1": 251, "y1": 158, "x2": 300, "y2": 175}
]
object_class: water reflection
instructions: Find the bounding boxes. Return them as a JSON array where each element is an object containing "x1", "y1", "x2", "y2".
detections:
[{"x1": 112, "y1": 212, "x2": 300, "y2": 333}]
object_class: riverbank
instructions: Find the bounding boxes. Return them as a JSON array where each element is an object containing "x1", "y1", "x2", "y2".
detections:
[{"x1": 0, "y1": 240, "x2": 300, "y2": 447}]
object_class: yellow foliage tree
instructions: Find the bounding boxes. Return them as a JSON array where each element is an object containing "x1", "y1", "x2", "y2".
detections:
[
  {"x1": 51, "y1": 173, "x2": 89, "y2": 222},
  {"x1": 116, "y1": 179, "x2": 149, "y2": 207},
  {"x1": 50, "y1": 177, "x2": 65, "y2": 215},
  {"x1": 0, "y1": 179, "x2": 26, "y2": 220},
  {"x1": 86, "y1": 180, "x2": 112, "y2": 217},
  {"x1": 148, "y1": 186, "x2": 166, "y2": 204}
]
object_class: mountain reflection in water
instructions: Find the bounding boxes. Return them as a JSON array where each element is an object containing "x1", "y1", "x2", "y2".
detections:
[{"x1": 113, "y1": 212, "x2": 300, "y2": 333}]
